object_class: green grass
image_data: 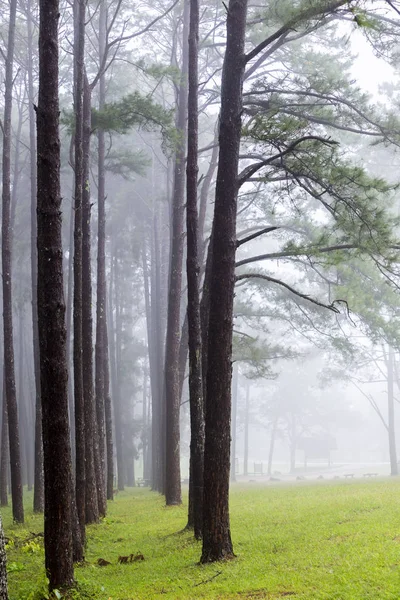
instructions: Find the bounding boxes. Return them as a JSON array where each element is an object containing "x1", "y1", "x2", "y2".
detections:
[{"x1": 4, "y1": 478, "x2": 400, "y2": 599}]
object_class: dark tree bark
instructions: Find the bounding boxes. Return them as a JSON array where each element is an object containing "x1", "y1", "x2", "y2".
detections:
[
  {"x1": 73, "y1": 0, "x2": 86, "y2": 547},
  {"x1": 94, "y1": 0, "x2": 108, "y2": 512},
  {"x1": 201, "y1": 0, "x2": 248, "y2": 563},
  {"x1": 82, "y1": 74, "x2": 101, "y2": 523},
  {"x1": 27, "y1": 0, "x2": 44, "y2": 514},
  {"x1": 0, "y1": 515, "x2": 8, "y2": 600},
  {"x1": 2, "y1": 0, "x2": 24, "y2": 525},
  {"x1": 185, "y1": 0, "x2": 204, "y2": 539},
  {"x1": 165, "y1": 0, "x2": 190, "y2": 506},
  {"x1": 36, "y1": 0, "x2": 74, "y2": 585}
]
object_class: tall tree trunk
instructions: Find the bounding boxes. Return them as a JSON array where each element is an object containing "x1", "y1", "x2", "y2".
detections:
[
  {"x1": 2, "y1": 0, "x2": 24, "y2": 524},
  {"x1": 73, "y1": 0, "x2": 86, "y2": 548},
  {"x1": 94, "y1": 0, "x2": 108, "y2": 513},
  {"x1": 164, "y1": 0, "x2": 190, "y2": 506},
  {"x1": 243, "y1": 381, "x2": 250, "y2": 477},
  {"x1": 230, "y1": 363, "x2": 238, "y2": 481},
  {"x1": 388, "y1": 346, "x2": 398, "y2": 476},
  {"x1": 201, "y1": 0, "x2": 248, "y2": 563},
  {"x1": 27, "y1": 0, "x2": 44, "y2": 514},
  {"x1": 36, "y1": 0, "x2": 74, "y2": 584},
  {"x1": 186, "y1": 0, "x2": 204, "y2": 538},
  {"x1": 82, "y1": 74, "x2": 100, "y2": 523}
]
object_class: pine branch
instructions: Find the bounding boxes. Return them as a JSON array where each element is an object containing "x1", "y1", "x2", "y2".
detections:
[
  {"x1": 236, "y1": 244, "x2": 360, "y2": 268},
  {"x1": 235, "y1": 273, "x2": 340, "y2": 313},
  {"x1": 238, "y1": 135, "x2": 338, "y2": 186},
  {"x1": 236, "y1": 226, "x2": 279, "y2": 247},
  {"x1": 245, "y1": 0, "x2": 350, "y2": 64}
]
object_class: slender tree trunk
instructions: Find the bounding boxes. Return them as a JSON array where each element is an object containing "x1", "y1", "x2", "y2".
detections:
[
  {"x1": 230, "y1": 364, "x2": 238, "y2": 481},
  {"x1": 73, "y1": 0, "x2": 86, "y2": 549},
  {"x1": 0, "y1": 376, "x2": 8, "y2": 507},
  {"x1": 185, "y1": 0, "x2": 204, "y2": 538},
  {"x1": 27, "y1": 0, "x2": 44, "y2": 514},
  {"x1": 149, "y1": 217, "x2": 163, "y2": 492},
  {"x1": 109, "y1": 250, "x2": 124, "y2": 490},
  {"x1": 82, "y1": 74, "x2": 101, "y2": 523},
  {"x1": 243, "y1": 381, "x2": 250, "y2": 477},
  {"x1": 201, "y1": 0, "x2": 248, "y2": 563},
  {"x1": 104, "y1": 319, "x2": 114, "y2": 500},
  {"x1": 267, "y1": 416, "x2": 278, "y2": 476},
  {"x1": 18, "y1": 313, "x2": 33, "y2": 492},
  {"x1": 94, "y1": 0, "x2": 108, "y2": 512},
  {"x1": 142, "y1": 365, "x2": 148, "y2": 479},
  {"x1": 2, "y1": 0, "x2": 24, "y2": 524},
  {"x1": 66, "y1": 195, "x2": 75, "y2": 460},
  {"x1": 388, "y1": 346, "x2": 398, "y2": 476},
  {"x1": 36, "y1": 0, "x2": 74, "y2": 584},
  {"x1": 165, "y1": 0, "x2": 190, "y2": 506}
]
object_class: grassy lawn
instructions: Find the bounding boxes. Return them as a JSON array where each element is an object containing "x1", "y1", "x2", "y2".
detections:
[{"x1": 4, "y1": 478, "x2": 400, "y2": 599}]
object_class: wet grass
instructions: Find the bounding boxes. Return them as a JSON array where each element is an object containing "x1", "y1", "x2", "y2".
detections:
[{"x1": 4, "y1": 478, "x2": 400, "y2": 599}]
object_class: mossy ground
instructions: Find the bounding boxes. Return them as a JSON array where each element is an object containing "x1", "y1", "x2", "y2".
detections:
[{"x1": 4, "y1": 478, "x2": 400, "y2": 599}]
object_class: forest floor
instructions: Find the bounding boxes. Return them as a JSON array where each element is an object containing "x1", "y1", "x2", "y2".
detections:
[{"x1": 4, "y1": 477, "x2": 400, "y2": 599}]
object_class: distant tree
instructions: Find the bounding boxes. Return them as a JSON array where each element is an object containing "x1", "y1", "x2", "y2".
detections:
[
  {"x1": 36, "y1": 0, "x2": 74, "y2": 587},
  {"x1": 25, "y1": 0, "x2": 44, "y2": 514},
  {"x1": 82, "y1": 73, "x2": 100, "y2": 523},
  {"x1": 2, "y1": 0, "x2": 24, "y2": 525},
  {"x1": 72, "y1": 0, "x2": 87, "y2": 547},
  {"x1": 186, "y1": 0, "x2": 204, "y2": 538},
  {"x1": 165, "y1": 0, "x2": 190, "y2": 507}
]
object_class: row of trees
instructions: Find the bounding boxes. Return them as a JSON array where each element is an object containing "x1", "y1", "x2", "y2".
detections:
[{"x1": 2, "y1": 0, "x2": 400, "y2": 593}]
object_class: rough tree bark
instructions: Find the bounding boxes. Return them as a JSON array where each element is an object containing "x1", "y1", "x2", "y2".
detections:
[
  {"x1": 201, "y1": 0, "x2": 248, "y2": 563},
  {"x1": 36, "y1": 0, "x2": 74, "y2": 585},
  {"x1": 2, "y1": 0, "x2": 24, "y2": 524},
  {"x1": 185, "y1": 0, "x2": 204, "y2": 538},
  {"x1": 165, "y1": 0, "x2": 190, "y2": 506}
]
